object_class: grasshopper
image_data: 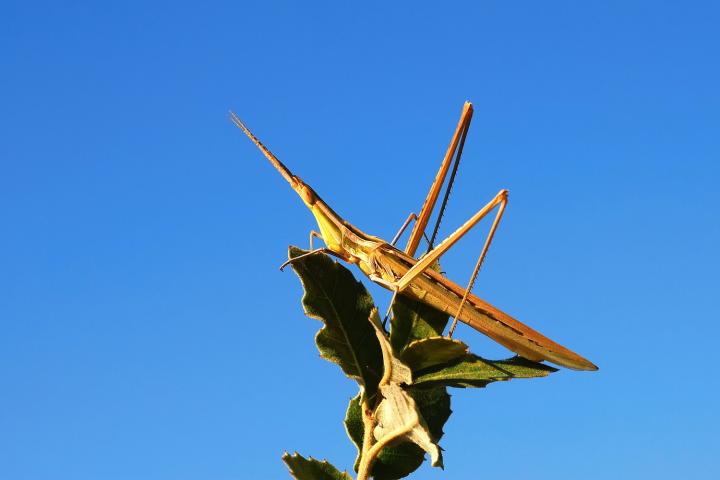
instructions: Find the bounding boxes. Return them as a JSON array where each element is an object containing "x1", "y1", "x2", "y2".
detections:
[{"x1": 230, "y1": 102, "x2": 597, "y2": 371}]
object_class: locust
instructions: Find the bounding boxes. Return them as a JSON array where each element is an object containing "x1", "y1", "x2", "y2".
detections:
[{"x1": 230, "y1": 102, "x2": 597, "y2": 371}]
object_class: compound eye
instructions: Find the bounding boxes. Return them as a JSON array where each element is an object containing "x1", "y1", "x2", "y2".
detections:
[{"x1": 299, "y1": 184, "x2": 317, "y2": 205}]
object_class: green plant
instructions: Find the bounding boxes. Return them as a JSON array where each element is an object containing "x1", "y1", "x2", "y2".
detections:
[{"x1": 282, "y1": 246, "x2": 557, "y2": 480}]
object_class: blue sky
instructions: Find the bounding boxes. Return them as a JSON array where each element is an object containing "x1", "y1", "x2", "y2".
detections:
[{"x1": 2, "y1": 1, "x2": 719, "y2": 479}]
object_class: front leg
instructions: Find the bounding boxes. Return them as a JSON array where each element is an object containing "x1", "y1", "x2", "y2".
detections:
[
  {"x1": 309, "y1": 230, "x2": 322, "y2": 250},
  {"x1": 280, "y1": 247, "x2": 334, "y2": 271}
]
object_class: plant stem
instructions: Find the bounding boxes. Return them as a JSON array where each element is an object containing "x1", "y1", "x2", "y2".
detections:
[
  {"x1": 356, "y1": 395, "x2": 415, "y2": 480},
  {"x1": 356, "y1": 396, "x2": 377, "y2": 480}
]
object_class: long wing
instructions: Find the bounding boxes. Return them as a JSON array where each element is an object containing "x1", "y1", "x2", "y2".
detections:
[{"x1": 376, "y1": 244, "x2": 598, "y2": 371}]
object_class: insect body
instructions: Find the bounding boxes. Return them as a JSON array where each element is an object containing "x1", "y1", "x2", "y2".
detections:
[{"x1": 230, "y1": 104, "x2": 597, "y2": 371}]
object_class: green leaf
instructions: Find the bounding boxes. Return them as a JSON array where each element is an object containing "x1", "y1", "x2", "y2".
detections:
[
  {"x1": 408, "y1": 386, "x2": 451, "y2": 441},
  {"x1": 282, "y1": 452, "x2": 353, "y2": 480},
  {"x1": 370, "y1": 443, "x2": 426, "y2": 480},
  {"x1": 345, "y1": 392, "x2": 430, "y2": 480},
  {"x1": 288, "y1": 246, "x2": 383, "y2": 396},
  {"x1": 413, "y1": 355, "x2": 558, "y2": 388},
  {"x1": 343, "y1": 393, "x2": 364, "y2": 472},
  {"x1": 401, "y1": 337, "x2": 468, "y2": 372},
  {"x1": 344, "y1": 312, "x2": 452, "y2": 479},
  {"x1": 390, "y1": 294, "x2": 449, "y2": 354},
  {"x1": 343, "y1": 324, "x2": 431, "y2": 480},
  {"x1": 370, "y1": 386, "x2": 451, "y2": 478},
  {"x1": 369, "y1": 308, "x2": 412, "y2": 385},
  {"x1": 374, "y1": 383, "x2": 443, "y2": 468},
  {"x1": 370, "y1": 310, "x2": 444, "y2": 469}
]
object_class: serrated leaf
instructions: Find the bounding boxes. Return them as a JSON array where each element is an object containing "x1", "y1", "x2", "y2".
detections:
[
  {"x1": 282, "y1": 452, "x2": 353, "y2": 480},
  {"x1": 288, "y1": 246, "x2": 383, "y2": 396},
  {"x1": 413, "y1": 355, "x2": 558, "y2": 388},
  {"x1": 374, "y1": 383, "x2": 443, "y2": 468},
  {"x1": 401, "y1": 337, "x2": 468, "y2": 372},
  {"x1": 390, "y1": 294, "x2": 449, "y2": 353}
]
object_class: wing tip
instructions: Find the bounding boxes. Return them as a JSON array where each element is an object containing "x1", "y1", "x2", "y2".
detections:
[{"x1": 565, "y1": 356, "x2": 599, "y2": 371}]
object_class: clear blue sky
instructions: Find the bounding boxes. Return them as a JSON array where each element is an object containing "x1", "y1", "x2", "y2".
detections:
[{"x1": 2, "y1": 2, "x2": 719, "y2": 479}]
